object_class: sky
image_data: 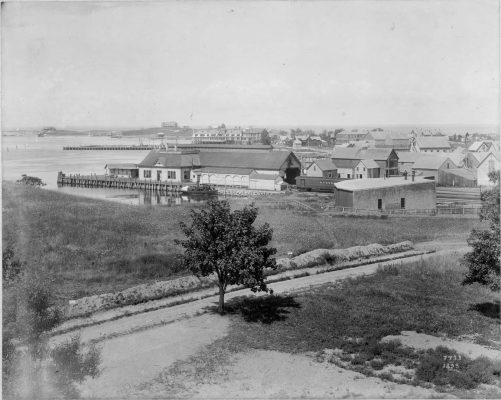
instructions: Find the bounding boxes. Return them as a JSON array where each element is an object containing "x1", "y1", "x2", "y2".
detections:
[{"x1": 1, "y1": 0, "x2": 499, "y2": 129}]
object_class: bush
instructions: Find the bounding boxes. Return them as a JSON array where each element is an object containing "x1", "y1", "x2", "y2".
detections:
[
  {"x1": 370, "y1": 358, "x2": 385, "y2": 370},
  {"x1": 49, "y1": 336, "x2": 101, "y2": 398},
  {"x1": 415, "y1": 347, "x2": 495, "y2": 389}
]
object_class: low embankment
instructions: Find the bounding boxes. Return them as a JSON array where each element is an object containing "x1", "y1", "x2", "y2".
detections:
[{"x1": 65, "y1": 241, "x2": 415, "y2": 319}]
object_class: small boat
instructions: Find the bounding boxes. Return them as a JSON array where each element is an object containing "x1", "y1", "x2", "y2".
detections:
[{"x1": 180, "y1": 184, "x2": 217, "y2": 195}]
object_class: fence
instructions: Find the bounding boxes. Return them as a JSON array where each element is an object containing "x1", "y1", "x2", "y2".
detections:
[{"x1": 258, "y1": 200, "x2": 481, "y2": 217}]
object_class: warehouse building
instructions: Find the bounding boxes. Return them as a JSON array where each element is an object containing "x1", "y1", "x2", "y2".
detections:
[{"x1": 334, "y1": 176, "x2": 436, "y2": 210}]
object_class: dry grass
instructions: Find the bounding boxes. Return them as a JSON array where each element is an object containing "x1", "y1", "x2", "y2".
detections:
[{"x1": 3, "y1": 183, "x2": 482, "y2": 303}]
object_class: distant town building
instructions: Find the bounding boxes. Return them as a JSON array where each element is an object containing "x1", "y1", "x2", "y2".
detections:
[
  {"x1": 365, "y1": 131, "x2": 410, "y2": 151},
  {"x1": 331, "y1": 147, "x2": 399, "y2": 178},
  {"x1": 161, "y1": 122, "x2": 178, "y2": 128},
  {"x1": 410, "y1": 136, "x2": 451, "y2": 153},
  {"x1": 412, "y1": 156, "x2": 457, "y2": 184},
  {"x1": 335, "y1": 131, "x2": 368, "y2": 144},
  {"x1": 334, "y1": 177, "x2": 436, "y2": 210},
  {"x1": 466, "y1": 151, "x2": 500, "y2": 186},
  {"x1": 467, "y1": 141, "x2": 494, "y2": 153},
  {"x1": 105, "y1": 163, "x2": 139, "y2": 178},
  {"x1": 192, "y1": 127, "x2": 263, "y2": 144},
  {"x1": 304, "y1": 159, "x2": 337, "y2": 178}
]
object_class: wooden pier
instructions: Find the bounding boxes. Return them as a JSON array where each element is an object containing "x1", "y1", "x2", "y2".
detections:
[
  {"x1": 57, "y1": 172, "x2": 188, "y2": 192},
  {"x1": 62, "y1": 144, "x2": 164, "y2": 151}
]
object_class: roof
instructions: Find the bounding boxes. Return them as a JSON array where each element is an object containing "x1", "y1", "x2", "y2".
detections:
[
  {"x1": 396, "y1": 152, "x2": 423, "y2": 163},
  {"x1": 178, "y1": 144, "x2": 273, "y2": 150},
  {"x1": 415, "y1": 136, "x2": 451, "y2": 149},
  {"x1": 467, "y1": 151, "x2": 499, "y2": 167},
  {"x1": 366, "y1": 131, "x2": 410, "y2": 141},
  {"x1": 477, "y1": 151, "x2": 500, "y2": 167},
  {"x1": 311, "y1": 159, "x2": 337, "y2": 171},
  {"x1": 358, "y1": 159, "x2": 380, "y2": 169},
  {"x1": 331, "y1": 147, "x2": 362, "y2": 160},
  {"x1": 199, "y1": 150, "x2": 298, "y2": 170},
  {"x1": 467, "y1": 141, "x2": 493, "y2": 152},
  {"x1": 335, "y1": 177, "x2": 432, "y2": 192},
  {"x1": 413, "y1": 155, "x2": 455, "y2": 170},
  {"x1": 201, "y1": 167, "x2": 253, "y2": 175},
  {"x1": 249, "y1": 171, "x2": 281, "y2": 181},
  {"x1": 138, "y1": 151, "x2": 200, "y2": 168},
  {"x1": 442, "y1": 168, "x2": 476, "y2": 180},
  {"x1": 105, "y1": 163, "x2": 138, "y2": 170},
  {"x1": 331, "y1": 159, "x2": 359, "y2": 169},
  {"x1": 362, "y1": 148, "x2": 398, "y2": 161}
]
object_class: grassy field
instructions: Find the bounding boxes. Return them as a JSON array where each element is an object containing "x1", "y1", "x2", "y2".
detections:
[
  {"x1": 164, "y1": 255, "x2": 501, "y2": 396},
  {"x1": 2, "y1": 183, "x2": 484, "y2": 302}
]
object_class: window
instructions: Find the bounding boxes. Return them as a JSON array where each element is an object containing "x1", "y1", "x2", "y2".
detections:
[
  {"x1": 401, "y1": 198, "x2": 406, "y2": 209},
  {"x1": 183, "y1": 170, "x2": 190, "y2": 180},
  {"x1": 168, "y1": 171, "x2": 176, "y2": 180},
  {"x1": 347, "y1": 174, "x2": 351, "y2": 179},
  {"x1": 356, "y1": 167, "x2": 359, "y2": 171},
  {"x1": 143, "y1": 170, "x2": 151, "y2": 178},
  {"x1": 363, "y1": 167, "x2": 366, "y2": 172},
  {"x1": 313, "y1": 166, "x2": 316, "y2": 171},
  {"x1": 156, "y1": 170, "x2": 162, "y2": 181},
  {"x1": 378, "y1": 199, "x2": 383, "y2": 210}
]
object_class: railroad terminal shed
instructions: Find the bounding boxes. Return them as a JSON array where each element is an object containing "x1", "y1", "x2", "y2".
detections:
[{"x1": 334, "y1": 177, "x2": 436, "y2": 210}]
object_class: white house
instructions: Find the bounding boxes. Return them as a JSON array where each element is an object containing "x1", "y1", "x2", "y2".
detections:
[
  {"x1": 472, "y1": 152, "x2": 500, "y2": 186},
  {"x1": 353, "y1": 159, "x2": 380, "y2": 179},
  {"x1": 304, "y1": 159, "x2": 337, "y2": 178}
]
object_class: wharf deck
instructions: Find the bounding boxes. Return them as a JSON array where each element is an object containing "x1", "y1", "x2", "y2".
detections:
[
  {"x1": 57, "y1": 172, "x2": 188, "y2": 192},
  {"x1": 62, "y1": 145, "x2": 163, "y2": 151}
]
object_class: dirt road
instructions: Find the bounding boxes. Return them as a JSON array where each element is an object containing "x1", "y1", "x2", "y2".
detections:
[{"x1": 54, "y1": 244, "x2": 467, "y2": 347}]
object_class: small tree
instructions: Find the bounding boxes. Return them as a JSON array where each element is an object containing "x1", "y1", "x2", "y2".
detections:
[
  {"x1": 177, "y1": 200, "x2": 277, "y2": 313},
  {"x1": 462, "y1": 170, "x2": 500, "y2": 291},
  {"x1": 261, "y1": 129, "x2": 271, "y2": 145}
]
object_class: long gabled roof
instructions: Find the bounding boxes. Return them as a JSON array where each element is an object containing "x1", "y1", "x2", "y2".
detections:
[
  {"x1": 415, "y1": 136, "x2": 451, "y2": 149},
  {"x1": 331, "y1": 147, "x2": 397, "y2": 162},
  {"x1": 199, "y1": 151, "x2": 298, "y2": 170},
  {"x1": 413, "y1": 155, "x2": 455, "y2": 170},
  {"x1": 310, "y1": 159, "x2": 337, "y2": 171},
  {"x1": 138, "y1": 151, "x2": 200, "y2": 168}
]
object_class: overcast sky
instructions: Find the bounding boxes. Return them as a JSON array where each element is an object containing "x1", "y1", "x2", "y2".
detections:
[{"x1": 2, "y1": 0, "x2": 499, "y2": 129}]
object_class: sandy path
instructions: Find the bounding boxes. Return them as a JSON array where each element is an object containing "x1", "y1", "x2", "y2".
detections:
[{"x1": 77, "y1": 313, "x2": 229, "y2": 398}]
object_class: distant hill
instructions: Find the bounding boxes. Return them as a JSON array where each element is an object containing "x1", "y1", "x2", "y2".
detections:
[{"x1": 120, "y1": 126, "x2": 193, "y2": 137}]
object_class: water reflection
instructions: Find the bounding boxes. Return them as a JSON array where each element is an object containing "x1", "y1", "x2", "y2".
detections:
[{"x1": 55, "y1": 185, "x2": 216, "y2": 206}]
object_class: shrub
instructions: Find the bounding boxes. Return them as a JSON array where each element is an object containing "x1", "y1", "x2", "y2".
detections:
[
  {"x1": 415, "y1": 347, "x2": 495, "y2": 389},
  {"x1": 370, "y1": 358, "x2": 385, "y2": 370}
]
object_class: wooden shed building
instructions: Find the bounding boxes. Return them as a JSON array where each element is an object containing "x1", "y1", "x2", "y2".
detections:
[{"x1": 334, "y1": 177, "x2": 436, "y2": 211}]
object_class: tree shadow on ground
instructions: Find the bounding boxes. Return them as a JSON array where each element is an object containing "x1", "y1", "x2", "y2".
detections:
[
  {"x1": 208, "y1": 295, "x2": 301, "y2": 324},
  {"x1": 469, "y1": 300, "x2": 500, "y2": 320}
]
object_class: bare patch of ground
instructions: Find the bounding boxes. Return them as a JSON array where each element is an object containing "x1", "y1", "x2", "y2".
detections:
[
  {"x1": 76, "y1": 313, "x2": 229, "y2": 398},
  {"x1": 382, "y1": 331, "x2": 501, "y2": 361},
  {"x1": 138, "y1": 349, "x2": 450, "y2": 399}
]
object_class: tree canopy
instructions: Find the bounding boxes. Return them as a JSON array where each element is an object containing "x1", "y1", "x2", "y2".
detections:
[
  {"x1": 176, "y1": 200, "x2": 277, "y2": 313},
  {"x1": 462, "y1": 170, "x2": 500, "y2": 291}
]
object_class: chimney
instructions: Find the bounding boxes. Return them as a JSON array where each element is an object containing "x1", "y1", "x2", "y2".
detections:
[{"x1": 412, "y1": 170, "x2": 415, "y2": 182}]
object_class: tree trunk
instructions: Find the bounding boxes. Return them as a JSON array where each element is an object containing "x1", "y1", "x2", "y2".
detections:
[{"x1": 218, "y1": 286, "x2": 225, "y2": 314}]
